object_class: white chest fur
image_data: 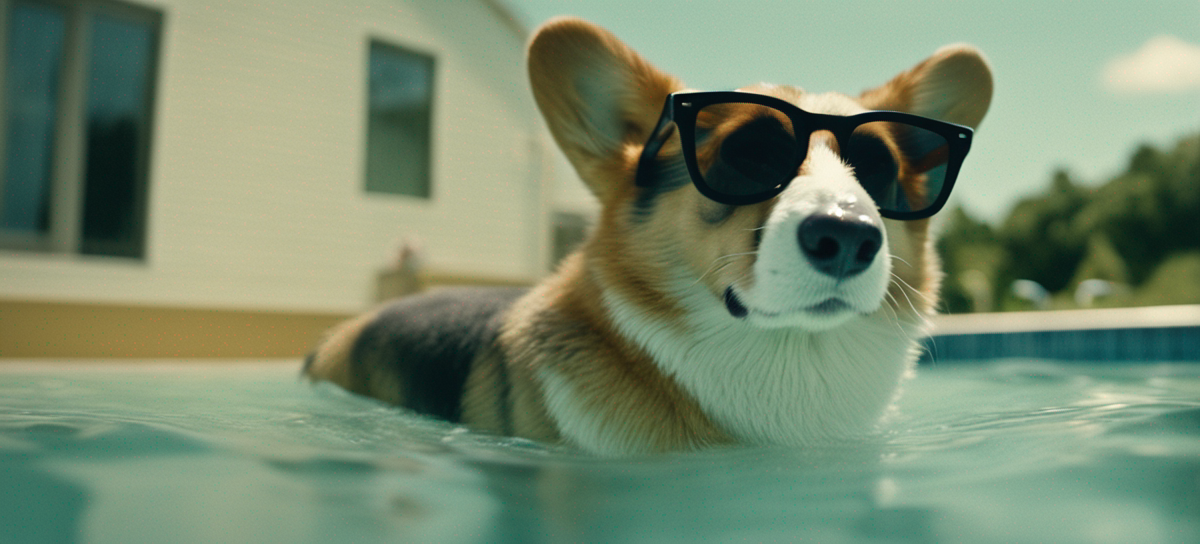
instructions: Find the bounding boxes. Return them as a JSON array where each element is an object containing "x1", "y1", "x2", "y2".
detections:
[{"x1": 602, "y1": 282, "x2": 921, "y2": 446}]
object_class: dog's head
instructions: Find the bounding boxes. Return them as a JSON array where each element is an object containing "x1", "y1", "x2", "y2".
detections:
[{"x1": 529, "y1": 18, "x2": 992, "y2": 331}]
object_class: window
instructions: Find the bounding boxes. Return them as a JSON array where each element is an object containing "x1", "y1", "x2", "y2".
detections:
[
  {"x1": 365, "y1": 40, "x2": 434, "y2": 198},
  {"x1": 0, "y1": 0, "x2": 160, "y2": 258}
]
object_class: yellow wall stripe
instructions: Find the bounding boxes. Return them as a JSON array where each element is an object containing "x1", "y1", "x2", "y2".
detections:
[{"x1": 0, "y1": 299, "x2": 351, "y2": 359}]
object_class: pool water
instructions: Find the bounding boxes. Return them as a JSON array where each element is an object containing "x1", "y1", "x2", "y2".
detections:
[{"x1": 3, "y1": 360, "x2": 1199, "y2": 544}]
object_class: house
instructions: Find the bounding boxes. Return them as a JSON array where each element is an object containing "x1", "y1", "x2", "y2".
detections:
[{"x1": 0, "y1": 0, "x2": 595, "y2": 358}]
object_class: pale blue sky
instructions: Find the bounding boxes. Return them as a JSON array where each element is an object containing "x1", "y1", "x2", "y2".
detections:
[{"x1": 506, "y1": 0, "x2": 1200, "y2": 224}]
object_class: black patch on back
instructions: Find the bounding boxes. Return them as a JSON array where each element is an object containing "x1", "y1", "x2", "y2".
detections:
[{"x1": 350, "y1": 287, "x2": 527, "y2": 422}]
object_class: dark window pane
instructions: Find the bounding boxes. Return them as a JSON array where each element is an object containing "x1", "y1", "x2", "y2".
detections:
[
  {"x1": 80, "y1": 12, "x2": 156, "y2": 258},
  {"x1": 1, "y1": 3, "x2": 66, "y2": 233},
  {"x1": 365, "y1": 41, "x2": 434, "y2": 198}
]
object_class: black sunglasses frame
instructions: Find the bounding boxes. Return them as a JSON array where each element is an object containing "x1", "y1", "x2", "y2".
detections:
[{"x1": 635, "y1": 91, "x2": 974, "y2": 220}]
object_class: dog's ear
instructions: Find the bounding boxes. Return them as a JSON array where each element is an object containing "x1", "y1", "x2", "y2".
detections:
[
  {"x1": 859, "y1": 44, "x2": 993, "y2": 129},
  {"x1": 528, "y1": 17, "x2": 683, "y2": 202}
]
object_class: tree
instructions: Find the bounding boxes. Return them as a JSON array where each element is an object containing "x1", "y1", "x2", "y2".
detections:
[
  {"x1": 936, "y1": 131, "x2": 1200, "y2": 312},
  {"x1": 936, "y1": 206, "x2": 1005, "y2": 313},
  {"x1": 998, "y1": 169, "x2": 1089, "y2": 293}
]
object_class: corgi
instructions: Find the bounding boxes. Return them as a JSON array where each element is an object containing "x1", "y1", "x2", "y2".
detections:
[{"x1": 305, "y1": 17, "x2": 993, "y2": 455}]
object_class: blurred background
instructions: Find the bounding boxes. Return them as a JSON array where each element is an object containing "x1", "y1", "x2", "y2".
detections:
[{"x1": 0, "y1": 0, "x2": 1197, "y2": 358}]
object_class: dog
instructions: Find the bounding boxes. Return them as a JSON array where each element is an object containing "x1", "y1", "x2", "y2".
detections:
[{"x1": 304, "y1": 17, "x2": 993, "y2": 455}]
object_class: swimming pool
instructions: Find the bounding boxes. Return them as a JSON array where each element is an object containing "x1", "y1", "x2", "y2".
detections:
[{"x1": 3, "y1": 360, "x2": 1199, "y2": 543}]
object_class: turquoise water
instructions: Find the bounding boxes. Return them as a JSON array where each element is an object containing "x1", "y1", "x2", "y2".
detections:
[{"x1": 3, "y1": 360, "x2": 1200, "y2": 544}]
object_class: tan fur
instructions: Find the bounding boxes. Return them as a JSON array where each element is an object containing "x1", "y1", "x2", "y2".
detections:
[
  {"x1": 884, "y1": 218, "x2": 940, "y2": 319},
  {"x1": 527, "y1": 17, "x2": 684, "y2": 203},
  {"x1": 458, "y1": 346, "x2": 514, "y2": 436},
  {"x1": 859, "y1": 44, "x2": 994, "y2": 128},
  {"x1": 496, "y1": 254, "x2": 730, "y2": 452},
  {"x1": 305, "y1": 309, "x2": 394, "y2": 401},
  {"x1": 588, "y1": 182, "x2": 689, "y2": 326}
]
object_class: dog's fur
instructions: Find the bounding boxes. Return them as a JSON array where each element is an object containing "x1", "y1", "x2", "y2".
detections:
[{"x1": 305, "y1": 17, "x2": 993, "y2": 455}]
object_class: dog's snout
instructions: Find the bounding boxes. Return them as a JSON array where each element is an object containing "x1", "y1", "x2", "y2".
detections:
[{"x1": 797, "y1": 206, "x2": 882, "y2": 279}]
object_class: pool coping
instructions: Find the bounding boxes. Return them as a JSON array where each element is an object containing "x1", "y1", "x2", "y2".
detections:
[{"x1": 930, "y1": 304, "x2": 1200, "y2": 336}]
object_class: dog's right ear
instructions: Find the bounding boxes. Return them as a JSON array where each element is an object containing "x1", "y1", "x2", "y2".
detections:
[
  {"x1": 858, "y1": 44, "x2": 994, "y2": 130},
  {"x1": 528, "y1": 17, "x2": 683, "y2": 202}
]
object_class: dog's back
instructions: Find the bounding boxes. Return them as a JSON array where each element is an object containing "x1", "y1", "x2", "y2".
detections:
[{"x1": 304, "y1": 287, "x2": 526, "y2": 421}]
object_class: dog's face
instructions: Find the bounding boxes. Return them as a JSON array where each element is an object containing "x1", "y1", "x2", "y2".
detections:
[{"x1": 529, "y1": 18, "x2": 992, "y2": 331}]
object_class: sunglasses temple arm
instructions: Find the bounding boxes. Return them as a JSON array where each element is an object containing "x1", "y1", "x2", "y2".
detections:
[{"x1": 635, "y1": 103, "x2": 678, "y2": 188}]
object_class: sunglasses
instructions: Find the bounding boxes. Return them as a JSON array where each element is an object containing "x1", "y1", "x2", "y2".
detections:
[{"x1": 635, "y1": 91, "x2": 974, "y2": 220}]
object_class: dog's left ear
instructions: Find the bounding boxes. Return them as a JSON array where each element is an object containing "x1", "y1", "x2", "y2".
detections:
[
  {"x1": 859, "y1": 44, "x2": 994, "y2": 129},
  {"x1": 528, "y1": 17, "x2": 684, "y2": 203}
]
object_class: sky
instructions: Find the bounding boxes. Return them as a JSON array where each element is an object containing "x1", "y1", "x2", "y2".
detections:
[{"x1": 504, "y1": 0, "x2": 1200, "y2": 224}]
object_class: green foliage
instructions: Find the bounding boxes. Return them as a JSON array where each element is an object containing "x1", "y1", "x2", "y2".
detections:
[
  {"x1": 937, "y1": 131, "x2": 1200, "y2": 312},
  {"x1": 936, "y1": 207, "x2": 1006, "y2": 313},
  {"x1": 1070, "y1": 233, "x2": 1130, "y2": 286},
  {"x1": 998, "y1": 170, "x2": 1089, "y2": 293},
  {"x1": 1131, "y1": 252, "x2": 1200, "y2": 306}
]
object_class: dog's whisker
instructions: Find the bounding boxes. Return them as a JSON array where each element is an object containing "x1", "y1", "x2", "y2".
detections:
[
  {"x1": 705, "y1": 251, "x2": 759, "y2": 268},
  {"x1": 879, "y1": 296, "x2": 912, "y2": 340},
  {"x1": 883, "y1": 291, "x2": 907, "y2": 324},
  {"x1": 691, "y1": 260, "x2": 738, "y2": 287},
  {"x1": 883, "y1": 291, "x2": 900, "y2": 314},
  {"x1": 890, "y1": 273, "x2": 933, "y2": 304},
  {"x1": 690, "y1": 251, "x2": 758, "y2": 287},
  {"x1": 889, "y1": 274, "x2": 923, "y2": 317},
  {"x1": 893, "y1": 284, "x2": 921, "y2": 317},
  {"x1": 878, "y1": 290, "x2": 926, "y2": 357}
]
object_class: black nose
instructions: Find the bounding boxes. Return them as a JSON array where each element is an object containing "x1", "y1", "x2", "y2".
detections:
[{"x1": 797, "y1": 208, "x2": 882, "y2": 279}]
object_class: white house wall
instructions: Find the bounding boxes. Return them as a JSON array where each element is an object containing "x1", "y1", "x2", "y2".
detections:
[{"x1": 0, "y1": 0, "x2": 557, "y2": 314}]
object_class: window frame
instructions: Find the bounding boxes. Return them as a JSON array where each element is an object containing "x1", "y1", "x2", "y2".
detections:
[
  {"x1": 363, "y1": 37, "x2": 436, "y2": 200},
  {"x1": 0, "y1": 0, "x2": 162, "y2": 258}
]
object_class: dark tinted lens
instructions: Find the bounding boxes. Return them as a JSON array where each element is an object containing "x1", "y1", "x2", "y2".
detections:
[
  {"x1": 695, "y1": 104, "x2": 799, "y2": 199},
  {"x1": 846, "y1": 121, "x2": 950, "y2": 214}
]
